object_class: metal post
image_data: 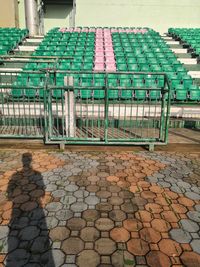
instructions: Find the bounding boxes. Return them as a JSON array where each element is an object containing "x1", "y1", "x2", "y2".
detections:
[
  {"x1": 64, "y1": 76, "x2": 75, "y2": 138},
  {"x1": 69, "y1": 0, "x2": 76, "y2": 27},
  {"x1": 24, "y1": 0, "x2": 39, "y2": 36}
]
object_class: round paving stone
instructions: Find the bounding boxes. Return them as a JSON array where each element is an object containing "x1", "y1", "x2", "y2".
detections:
[
  {"x1": 95, "y1": 238, "x2": 116, "y2": 255},
  {"x1": 127, "y1": 239, "x2": 149, "y2": 256},
  {"x1": 185, "y1": 192, "x2": 200, "y2": 200},
  {"x1": 85, "y1": 196, "x2": 99, "y2": 205},
  {"x1": 19, "y1": 226, "x2": 40, "y2": 241},
  {"x1": 179, "y1": 219, "x2": 200, "y2": 233},
  {"x1": 52, "y1": 190, "x2": 66, "y2": 198},
  {"x1": 62, "y1": 237, "x2": 84, "y2": 254},
  {"x1": 181, "y1": 251, "x2": 200, "y2": 267},
  {"x1": 140, "y1": 228, "x2": 161, "y2": 243},
  {"x1": 146, "y1": 251, "x2": 171, "y2": 267},
  {"x1": 71, "y1": 202, "x2": 88, "y2": 213},
  {"x1": 108, "y1": 196, "x2": 124, "y2": 206},
  {"x1": 77, "y1": 250, "x2": 100, "y2": 267},
  {"x1": 109, "y1": 210, "x2": 126, "y2": 222},
  {"x1": 31, "y1": 236, "x2": 51, "y2": 253},
  {"x1": 96, "y1": 203, "x2": 112, "y2": 212},
  {"x1": 55, "y1": 209, "x2": 73, "y2": 221},
  {"x1": 65, "y1": 184, "x2": 79, "y2": 192},
  {"x1": 151, "y1": 219, "x2": 171, "y2": 232},
  {"x1": 67, "y1": 218, "x2": 86, "y2": 231},
  {"x1": 96, "y1": 190, "x2": 112, "y2": 198},
  {"x1": 5, "y1": 249, "x2": 30, "y2": 267},
  {"x1": 20, "y1": 201, "x2": 37, "y2": 211},
  {"x1": 95, "y1": 218, "x2": 114, "y2": 231},
  {"x1": 170, "y1": 229, "x2": 192, "y2": 243},
  {"x1": 159, "y1": 239, "x2": 182, "y2": 256},
  {"x1": 49, "y1": 227, "x2": 70, "y2": 241},
  {"x1": 82, "y1": 209, "x2": 100, "y2": 222},
  {"x1": 74, "y1": 190, "x2": 89, "y2": 198},
  {"x1": 45, "y1": 217, "x2": 58, "y2": 229},
  {"x1": 123, "y1": 219, "x2": 142, "y2": 232},
  {"x1": 60, "y1": 196, "x2": 76, "y2": 206},
  {"x1": 80, "y1": 227, "x2": 100, "y2": 242},
  {"x1": 110, "y1": 227, "x2": 130, "y2": 242},
  {"x1": 45, "y1": 202, "x2": 63, "y2": 212}
]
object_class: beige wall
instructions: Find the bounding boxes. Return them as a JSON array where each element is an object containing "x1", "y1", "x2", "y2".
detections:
[
  {"x1": 18, "y1": 0, "x2": 200, "y2": 33},
  {"x1": 76, "y1": 0, "x2": 200, "y2": 33},
  {"x1": 0, "y1": 0, "x2": 19, "y2": 27}
]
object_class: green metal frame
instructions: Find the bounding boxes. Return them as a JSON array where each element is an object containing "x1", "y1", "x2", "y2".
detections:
[{"x1": 44, "y1": 71, "x2": 171, "y2": 150}]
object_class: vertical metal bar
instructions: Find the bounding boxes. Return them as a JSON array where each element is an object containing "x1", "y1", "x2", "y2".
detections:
[
  {"x1": 164, "y1": 74, "x2": 171, "y2": 143},
  {"x1": 104, "y1": 73, "x2": 109, "y2": 143},
  {"x1": 159, "y1": 75, "x2": 166, "y2": 142}
]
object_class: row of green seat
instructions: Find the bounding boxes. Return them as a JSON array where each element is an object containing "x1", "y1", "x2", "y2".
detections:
[
  {"x1": 0, "y1": 28, "x2": 28, "y2": 55},
  {"x1": 112, "y1": 31, "x2": 200, "y2": 101},
  {"x1": 168, "y1": 28, "x2": 200, "y2": 56}
]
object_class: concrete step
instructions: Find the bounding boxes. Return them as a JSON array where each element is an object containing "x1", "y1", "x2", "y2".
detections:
[
  {"x1": 188, "y1": 71, "x2": 200, "y2": 79},
  {"x1": 14, "y1": 46, "x2": 37, "y2": 52},
  {"x1": 0, "y1": 67, "x2": 22, "y2": 71},
  {"x1": 179, "y1": 58, "x2": 197, "y2": 65},
  {"x1": 171, "y1": 48, "x2": 188, "y2": 54},
  {"x1": 26, "y1": 38, "x2": 43, "y2": 43},
  {"x1": 166, "y1": 41, "x2": 180, "y2": 45}
]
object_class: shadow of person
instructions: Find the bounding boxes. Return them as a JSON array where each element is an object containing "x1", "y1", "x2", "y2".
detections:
[{"x1": 5, "y1": 153, "x2": 55, "y2": 267}]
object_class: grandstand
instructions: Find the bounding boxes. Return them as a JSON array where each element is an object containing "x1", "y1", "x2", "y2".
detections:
[{"x1": 0, "y1": 0, "x2": 199, "y2": 150}]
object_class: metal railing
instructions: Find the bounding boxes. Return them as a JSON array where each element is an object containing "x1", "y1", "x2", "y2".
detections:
[
  {"x1": 44, "y1": 71, "x2": 171, "y2": 150},
  {"x1": 0, "y1": 69, "x2": 171, "y2": 150}
]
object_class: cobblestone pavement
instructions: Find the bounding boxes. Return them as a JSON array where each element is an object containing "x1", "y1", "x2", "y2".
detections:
[{"x1": 0, "y1": 149, "x2": 199, "y2": 267}]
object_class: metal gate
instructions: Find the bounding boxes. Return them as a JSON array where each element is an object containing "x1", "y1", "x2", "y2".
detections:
[{"x1": 44, "y1": 71, "x2": 171, "y2": 150}]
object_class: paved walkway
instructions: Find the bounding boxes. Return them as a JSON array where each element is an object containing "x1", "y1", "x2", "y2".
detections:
[{"x1": 0, "y1": 149, "x2": 199, "y2": 267}]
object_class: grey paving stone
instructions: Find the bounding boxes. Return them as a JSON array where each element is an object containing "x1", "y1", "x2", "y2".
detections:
[
  {"x1": 195, "y1": 205, "x2": 200, "y2": 211},
  {"x1": 170, "y1": 229, "x2": 192, "y2": 243},
  {"x1": 45, "y1": 217, "x2": 58, "y2": 229},
  {"x1": 52, "y1": 190, "x2": 66, "y2": 198},
  {"x1": 52, "y1": 249, "x2": 65, "y2": 266},
  {"x1": 177, "y1": 181, "x2": 191, "y2": 189},
  {"x1": 71, "y1": 202, "x2": 88, "y2": 212},
  {"x1": 185, "y1": 192, "x2": 200, "y2": 200},
  {"x1": 85, "y1": 196, "x2": 99, "y2": 205},
  {"x1": 191, "y1": 240, "x2": 200, "y2": 254},
  {"x1": 65, "y1": 184, "x2": 79, "y2": 192},
  {"x1": 170, "y1": 185, "x2": 185, "y2": 194},
  {"x1": 0, "y1": 226, "x2": 9, "y2": 239},
  {"x1": 60, "y1": 195, "x2": 76, "y2": 206},
  {"x1": 179, "y1": 219, "x2": 200, "y2": 233},
  {"x1": 74, "y1": 190, "x2": 89, "y2": 198},
  {"x1": 191, "y1": 233, "x2": 200, "y2": 239},
  {"x1": 187, "y1": 211, "x2": 200, "y2": 223},
  {"x1": 45, "y1": 202, "x2": 63, "y2": 212},
  {"x1": 45, "y1": 184, "x2": 58, "y2": 192},
  {"x1": 56, "y1": 209, "x2": 73, "y2": 221}
]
